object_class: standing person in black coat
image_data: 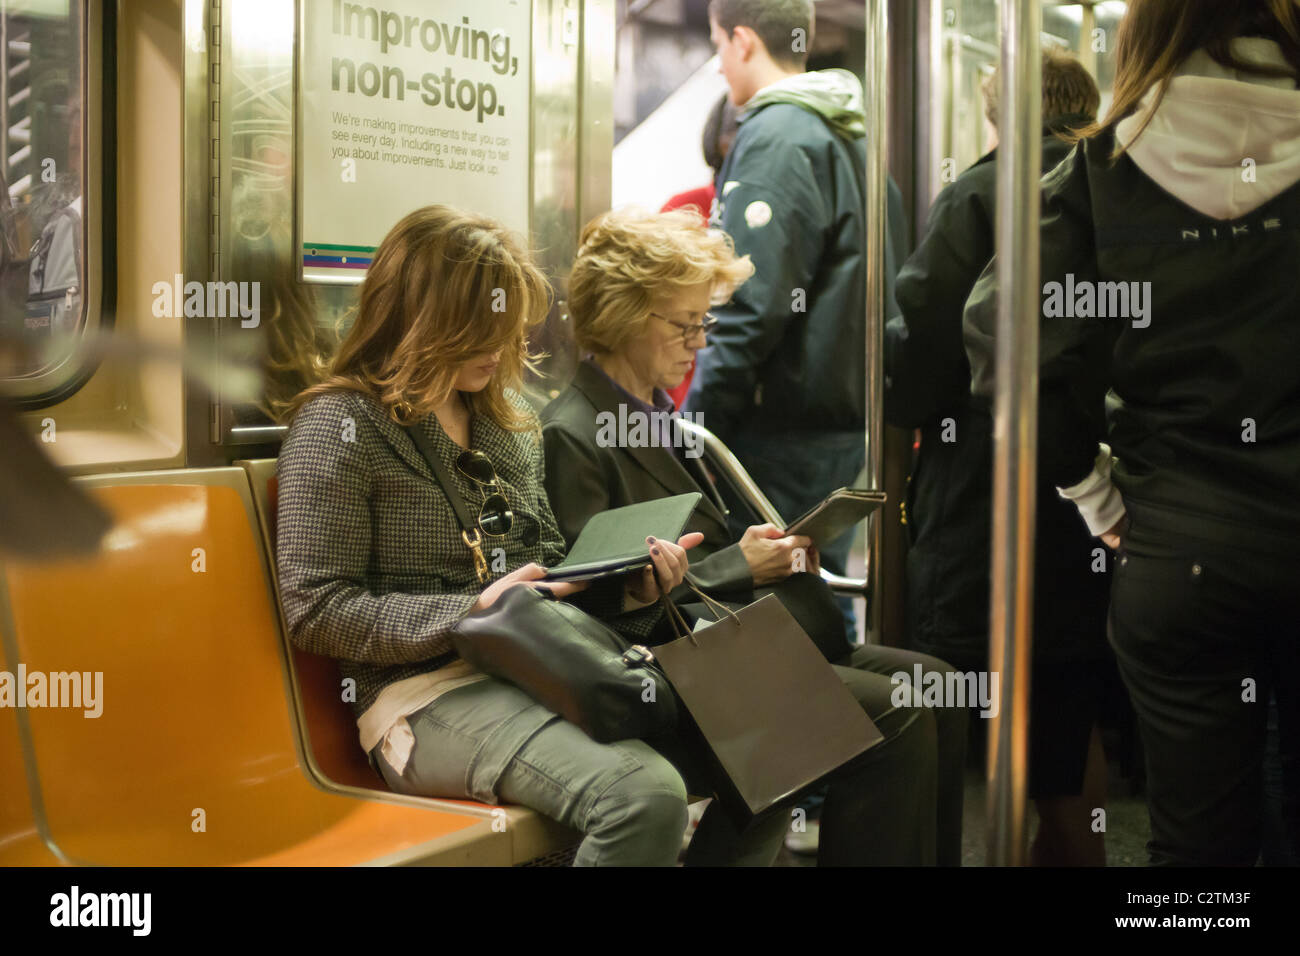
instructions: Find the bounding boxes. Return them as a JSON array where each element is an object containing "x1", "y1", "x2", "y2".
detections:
[
  {"x1": 964, "y1": 0, "x2": 1300, "y2": 866},
  {"x1": 886, "y1": 49, "x2": 1122, "y2": 865}
]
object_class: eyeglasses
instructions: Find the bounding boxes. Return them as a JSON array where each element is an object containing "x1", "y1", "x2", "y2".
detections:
[
  {"x1": 649, "y1": 312, "x2": 719, "y2": 342},
  {"x1": 456, "y1": 449, "x2": 514, "y2": 538}
]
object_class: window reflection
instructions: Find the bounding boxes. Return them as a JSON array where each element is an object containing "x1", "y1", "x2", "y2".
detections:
[
  {"x1": 933, "y1": 1, "x2": 1127, "y2": 199},
  {"x1": 0, "y1": 0, "x2": 85, "y2": 381},
  {"x1": 224, "y1": 0, "x2": 349, "y2": 429}
]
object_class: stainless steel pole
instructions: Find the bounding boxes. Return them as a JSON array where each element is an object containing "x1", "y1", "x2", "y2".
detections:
[
  {"x1": 863, "y1": 0, "x2": 887, "y2": 643},
  {"x1": 986, "y1": 0, "x2": 1041, "y2": 867}
]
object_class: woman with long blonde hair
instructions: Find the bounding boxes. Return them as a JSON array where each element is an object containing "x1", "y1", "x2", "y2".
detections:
[{"x1": 275, "y1": 205, "x2": 719, "y2": 866}]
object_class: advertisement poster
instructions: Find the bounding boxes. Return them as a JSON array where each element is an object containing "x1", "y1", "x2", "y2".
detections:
[{"x1": 297, "y1": 0, "x2": 532, "y2": 283}]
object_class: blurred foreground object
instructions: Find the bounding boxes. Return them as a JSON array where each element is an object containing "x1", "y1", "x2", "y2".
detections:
[
  {"x1": 0, "y1": 327, "x2": 262, "y2": 559},
  {"x1": 0, "y1": 400, "x2": 110, "y2": 559}
]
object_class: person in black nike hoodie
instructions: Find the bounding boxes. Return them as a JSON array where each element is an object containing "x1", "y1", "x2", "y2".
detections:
[{"x1": 964, "y1": 0, "x2": 1300, "y2": 866}]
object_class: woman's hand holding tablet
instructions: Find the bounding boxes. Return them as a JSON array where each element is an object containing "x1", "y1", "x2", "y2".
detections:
[
  {"x1": 739, "y1": 524, "x2": 817, "y2": 586},
  {"x1": 623, "y1": 531, "x2": 705, "y2": 609},
  {"x1": 782, "y1": 489, "x2": 887, "y2": 546},
  {"x1": 475, "y1": 563, "x2": 590, "y2": 610}
]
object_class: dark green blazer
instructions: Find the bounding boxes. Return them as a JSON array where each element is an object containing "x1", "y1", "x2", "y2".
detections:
[{"x1": 540, "y1": 360, "x2": 753, "y2": 595}]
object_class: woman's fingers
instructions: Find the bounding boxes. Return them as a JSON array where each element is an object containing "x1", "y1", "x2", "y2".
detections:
[
  {"x1": 647, "y1": 535, "x2": 681, "y2": 572},
  {"x1": 512, "y1": 562, "x2": 548, "y2": 582},
  {"x1": 676, "y1": 531, "x2": 706, "y2": 551},
  {"x1": 622, "y1": 533, "x2": 698, "y2": 605},
  {"x1": 647, "y1": 535, "x2": 686, "y2": 589},
  {"x1": 534, "y1": 579, "x2": 588, "y2": 598},
  {"x1": 619, "y1": 563, "x2": 658, "y2": 608},
  {"x1": 639, "y1": 563, "x2": 659, "y2": 598},
  {"x1": 653, "y1": 536, "x2": 688, "y2": 566},
  {"x1": 477, "y1": 563, "x2": 556, "y2": 609}
]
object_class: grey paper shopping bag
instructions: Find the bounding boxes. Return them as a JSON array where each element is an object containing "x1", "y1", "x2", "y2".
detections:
[{"x1": 653, "y1": 593, "x2": 884, "y2": 827}]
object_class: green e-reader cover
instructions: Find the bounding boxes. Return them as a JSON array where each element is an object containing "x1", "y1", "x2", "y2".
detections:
[{"x1": 544, "y1": 492, "x2": 703, "y2": 582}]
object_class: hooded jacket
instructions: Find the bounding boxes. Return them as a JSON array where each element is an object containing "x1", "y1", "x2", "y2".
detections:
[
  {"x1": 684, "y1": 69, "x2": 908, "y2": 441},
  {"x1": 964, "y1": 38, "x2": 1300, "y2": 546}
]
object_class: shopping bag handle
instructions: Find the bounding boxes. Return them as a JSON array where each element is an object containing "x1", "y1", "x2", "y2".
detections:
[
  {"x1": 682, "y1": 573, "x2": 741, "y2": 626},
  {"x1": 649, "y1": 566, "x2": 741, "y2": 645},
  {"x1": 649, "y1": 562, "x2": 695, "y2": 643}
]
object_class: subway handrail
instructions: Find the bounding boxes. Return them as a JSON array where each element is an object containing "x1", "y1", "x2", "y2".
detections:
[
  {"x1": 674, "y1": 418, "x2": 870, "y2": 597},
  {"x1": 675, "y1": 419, "x2": 784, "y2": 526}
]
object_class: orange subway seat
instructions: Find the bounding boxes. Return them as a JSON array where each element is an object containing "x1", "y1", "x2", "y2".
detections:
[
  {"x1": 237, "y1": 458, "x2": 581, "y2": 863},
  {"x1": 0, "y1": 646, "x2": 59, "y2": 866},
  {"x1": 0, "y1": 469, "x2": 494, "y2": 865}
]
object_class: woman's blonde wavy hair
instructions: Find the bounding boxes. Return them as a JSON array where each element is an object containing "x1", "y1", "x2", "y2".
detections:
[
  {"x1": 568, "y1": 207, "x2": 754, "y2": 355},
  {"x1": 285, "y1": 205, "x2": 550, "y2": 430}
]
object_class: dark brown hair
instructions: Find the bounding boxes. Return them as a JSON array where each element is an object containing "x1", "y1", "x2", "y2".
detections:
[
  {"x1": 702, "y1": 93, "x2": 740, "y2": 174},
  {"x1": 708, "y1": 0, "x2": 814, "y2": 69},
  {"x1": 982, "y1": 47, "x2": 1101, "y2": 129},
  {"x1": 1074, "y1": 0, "x2": 1300, "y2": 148},
  {"x1": 285, "y1": 205, "x2": 549, "y2": 430}
]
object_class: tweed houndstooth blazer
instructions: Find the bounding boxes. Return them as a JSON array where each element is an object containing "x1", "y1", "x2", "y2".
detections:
[{"x1": 275, "y1": 387, "x2": 657, "y2": 717}]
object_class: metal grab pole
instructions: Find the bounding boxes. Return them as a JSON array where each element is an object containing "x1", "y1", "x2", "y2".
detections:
[
  {"x1": 986, "y1": 0, "x2": 1041, "y2": 866},
  {"x1": 863, "y1": 0, "x2": 887, "y2": 643}
]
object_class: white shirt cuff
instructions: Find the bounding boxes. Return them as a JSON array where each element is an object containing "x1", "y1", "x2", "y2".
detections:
[{"x1": 1057, "y1": 443, "x2": 1127, "y2": 536}]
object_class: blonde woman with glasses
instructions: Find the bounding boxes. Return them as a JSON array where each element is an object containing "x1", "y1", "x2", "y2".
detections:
[{"x1": 542, "y1": 207, "x2": 969, "y2": 865}]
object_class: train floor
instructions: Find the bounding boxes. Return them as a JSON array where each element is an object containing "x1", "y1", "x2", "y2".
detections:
[
  {"x1": 782, "y1": 541, "x2": 1154, "y2": 866},
  {"x1": 772, "y1": 763, "x2": 1153, "y2": 867}
]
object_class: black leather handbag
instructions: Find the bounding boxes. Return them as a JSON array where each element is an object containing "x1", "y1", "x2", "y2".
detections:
[
  {"x1": 452, "y1": 584, "x2": 678, "y2": 743},
  {"x1": 404, "y1": 424, "x2": 677, "y2": 743}
]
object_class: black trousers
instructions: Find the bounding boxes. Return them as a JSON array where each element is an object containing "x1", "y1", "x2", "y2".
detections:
[
  {"x1": 674, "y1": 573, "x2": 968, "y2": 865},
  {"x1": 820, "y1": 643, "x2": 968, "y2": 866},
  {"x1": 1109, "y1": 506, "x2": 1300, "y2": 866}
]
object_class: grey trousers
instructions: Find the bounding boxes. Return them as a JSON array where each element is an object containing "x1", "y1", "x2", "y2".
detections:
[
  {"x1": 375, "y1": 643, "x2": 965, "y2": 866},
  {"x1": 375, "y1": 677, "x2": 786, "y2": 866}
]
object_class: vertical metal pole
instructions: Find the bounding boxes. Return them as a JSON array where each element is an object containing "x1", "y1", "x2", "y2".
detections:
[
  {"x1": 1, "y1": 16, "x2": 8, "y2": 197},
  {"x1": 986, "y1": 0, "x2": 1040, "y2": 866},
  {"x1": 863, "y1": 0, "x2": 887, "y2": 642}
]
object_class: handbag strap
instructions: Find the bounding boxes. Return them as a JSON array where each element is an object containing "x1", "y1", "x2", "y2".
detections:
[
  {"x1": 404, "y1": 423, "x2": 477, "y2": 532},
  {"x1": 652, "y1": 563, "x2": 695, "y2": 644},
  {"x1": 405, "y1": 423, "x2": 490, "y2": 582}
]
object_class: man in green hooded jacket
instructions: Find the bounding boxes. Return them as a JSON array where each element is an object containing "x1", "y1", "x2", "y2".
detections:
[
  {"x1": 685, "y1": 0, "x2": 907, "y2": 645},
  {"x1": 686, "y1": 0, "x2": 967, "y2": 864}
]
